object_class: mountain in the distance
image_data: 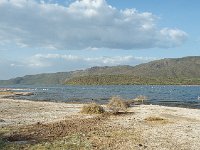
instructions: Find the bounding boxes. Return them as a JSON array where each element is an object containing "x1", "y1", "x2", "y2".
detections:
[
  {"x1": 65, "y1": 56, "x2": 200, "y2": 85},
  {"x1": 0, "y1": 72, "x2": 72, "y2": 85},
  {"x1": 131, "y1": 56, "x2": 200, "y2": 78},
  {"x1": 1, "y1": 56, "x2": 200, "y2": 85}
]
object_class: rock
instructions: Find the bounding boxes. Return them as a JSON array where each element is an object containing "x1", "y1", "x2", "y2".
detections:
[
  {"x1": 139, "y1": 144, "x2": 143, "y2": 147},
  {"x1": 15, "y1": 92, "x2": 34, "y2": 96},
  {"x1": 0, "y1": 119, "x2": 5, "y2": 122}
]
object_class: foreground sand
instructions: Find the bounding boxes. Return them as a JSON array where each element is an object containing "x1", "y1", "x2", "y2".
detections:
[
  {"x1": 1, "y1": 97, "x2": 200, "y2": 150},
  {"x1": 0, "y1": 98, "x2": 84, "y2": 127}
]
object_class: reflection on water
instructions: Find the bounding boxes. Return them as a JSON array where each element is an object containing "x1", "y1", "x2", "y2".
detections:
[{"x1": 1, "y1": 85, "x2": 200, "y2": 109}]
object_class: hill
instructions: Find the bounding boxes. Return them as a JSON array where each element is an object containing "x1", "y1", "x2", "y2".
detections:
[
  {"x1": 131, "y1": 56, "x2": 200, "y2": 78},
  {"x1": 65, "y1": 56, "x2": 200, "y2": 85},
  {"x1": 0, "y1": 56, "x2": 200, "y2": 85},
  {"x1": 0, "y1": 72, "x2": 72, "y2": 85}
]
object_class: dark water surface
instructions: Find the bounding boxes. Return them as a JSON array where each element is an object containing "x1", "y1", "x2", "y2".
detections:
[{"x1": 1, "y1": 85, "x2": 200, "y2": 109}]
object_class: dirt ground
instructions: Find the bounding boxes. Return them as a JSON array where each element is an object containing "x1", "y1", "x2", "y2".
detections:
[
  {"x1": 0, "y1": 97, "x2": 85, "y2": 127},
  {"x1": 1, "y1": 97, "x2": 200, "y2": 150}
]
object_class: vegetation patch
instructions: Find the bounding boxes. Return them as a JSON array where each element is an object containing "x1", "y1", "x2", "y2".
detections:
[
  {"x1": 65, "y1": 74, "x2": 200, "y2": 85},
  {"x1": 0, "y1": 133, "x2": 92, "y2": 150},
  {"x1": 0, "y1": 139, "x2": 7, "y2": 150},
  {"x1": 1, "y1": 118, "x2": 141, "y2": 150},
  {"x1": 145, "y1": 116, "x2": 165, "y2": 121},
  {"x1": 4, "y1": 116, "x2": 107, "y2": 142},
  {"x1": 0, "y1": 91, "x2": 13, "y2": 95},
  {"x1": 107, "y1": 96, "x2": 129, "y2": 114},
  {"x1": 144, "y1": 116, "x2": 168, "y2": 124},
  {"x1": 81, "y1": 103, "x2": 105, "y2": 114},
  {"x1": 27, "y1": 133, "x2": 92, "y2": 150},
  {"x1": 88, "y1": 128, "x2": 141, "y2": 150}
]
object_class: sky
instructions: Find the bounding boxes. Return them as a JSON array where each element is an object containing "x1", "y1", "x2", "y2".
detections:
[{"x1": 0, "y1": 0, "x2": 200, "y2": 80}]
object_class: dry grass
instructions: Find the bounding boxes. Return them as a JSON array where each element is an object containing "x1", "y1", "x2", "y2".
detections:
[
  {"x1": 0, "y1": 115, "x2": 140, "y2": 150},
  {"x1": 144, "y1": 116, "x2": 169, "y2": 124},
  {"x1": 107, "y1": 96, "x2": 129, "y2": 114},
  {"x1": 28, "y1": 134, "x2": 92, "y2": 150},
  {"x1": 0, "y1": 91, "x2": 13, "y2": 95},
  {"x1": 145, "y1": 116, "x2": 165, "y2": 121},
  {"x1": 80, "y1": 103, "x2": 105, "y2": 114},
  {"x1": 0, "y1": 120, "x2": 97, "y2": 150},
  {"x1": 4, "y1": 116, "x2": 106, "y2": 142}
]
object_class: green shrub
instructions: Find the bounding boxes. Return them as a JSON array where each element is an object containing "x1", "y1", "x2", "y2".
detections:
[
  {"x1": 81, "y1": 103, "x2": 105, "y2": 114},
  {"x1": 107, "y1": 96, "x2": 129, "y2": 114}
]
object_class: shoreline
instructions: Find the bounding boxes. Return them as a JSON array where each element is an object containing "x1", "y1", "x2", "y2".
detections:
[
  {"x1": 3, "y1": 94, "x2": 200, "y2": 110},
  {"x1": 2, "y1": 86, "x2": 200, "y2": 110},
  {"x1": 1, "y1": 97, "x2": 200, "y2": 149},
  {"x1": 1, "y1": 97, "x2": 200, "y2": 127}
]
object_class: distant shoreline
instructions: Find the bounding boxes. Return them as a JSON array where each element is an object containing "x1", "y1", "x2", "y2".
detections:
[{"x1": 1, "y1": 86, "x2": 200, "y2": 110}]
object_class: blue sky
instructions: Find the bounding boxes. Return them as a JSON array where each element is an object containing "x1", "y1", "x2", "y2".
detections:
[{"x1": 0, "y1": 0, "x2": 199, "y2": 79}]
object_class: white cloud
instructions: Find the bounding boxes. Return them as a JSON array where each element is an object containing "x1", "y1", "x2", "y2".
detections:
[
  {"x1": 158, "y1": 28, "x2": 188, "y2": 47},
  {"x1": 0, "y1": 53, "x2": 157, "y2": 79},
  {"x1": 0, "y1": 0, "x2": 187, "y2": 50},
  {"x1": 10, "y1": 54, "x2": 157, "y2": 68}
]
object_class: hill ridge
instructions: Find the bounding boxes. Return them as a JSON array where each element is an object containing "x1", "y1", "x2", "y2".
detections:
[{"x1": 0, "y1": 56, "x2": 200, "y2": 85}]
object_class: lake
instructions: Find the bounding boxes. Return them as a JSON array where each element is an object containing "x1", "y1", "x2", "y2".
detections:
[{"x1": 1, "y1": 85, "x2": 200, "y2": 109}]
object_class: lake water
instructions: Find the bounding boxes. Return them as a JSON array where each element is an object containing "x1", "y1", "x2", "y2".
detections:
[{"x1": 1, "y1": 85, "x2": 200, "y2": 109}]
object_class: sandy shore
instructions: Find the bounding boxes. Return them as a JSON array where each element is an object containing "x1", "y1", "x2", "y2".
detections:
[
  {"x1": 0, "y1": 98, "x2": 85, "y2": 127},
  {"x1": 1, "y1": 97, "x2": 200, "y2": 149},
  {"x1": 107, "y1": 105, "x2": 200, "y2": 150}
]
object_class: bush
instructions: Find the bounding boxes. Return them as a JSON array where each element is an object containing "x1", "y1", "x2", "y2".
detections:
[
  {"x1": 80, "y1": 103, "x2": 105, "y2": 114},
  {"x1": 107, "y1": 96, "x2": 129, "y2": 114}
]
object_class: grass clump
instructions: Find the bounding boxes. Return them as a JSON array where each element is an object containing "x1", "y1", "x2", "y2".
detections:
[
  {"x1": 81, "y1": 103, "x2": 105, "y2": 114},
  {"x1": 144, "y1": 116, "x2": 165, "y2": 121},
  {"x1": 0, "y1": 91, "x2": 13, "y2": 95},
  {"x1": 144, "y1": 116, "x2": 169, "y2": 124},
  {"x1": 0, "y1": 134, "x2": 92, "y2": 150},
  {"x1": 107, "y1": 96, "x2": 129, "y2": 114}
]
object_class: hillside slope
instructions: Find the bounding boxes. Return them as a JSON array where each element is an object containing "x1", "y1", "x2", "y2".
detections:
[
  {"x1": 66, "y1": 56, "x2": 200, "y2": 85},
  {"x1": 131, "y1": 56, "x2": 200, "y2": 78},
  {"x1": 70, "y1": 56, "x2": 200, "y2": 78},
  {"x1": 0, "y1": 56, "x2": 200, "y2": 85},
  {"x1": 0, "y1": 72, "x2": 72, "y2": 85}
]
